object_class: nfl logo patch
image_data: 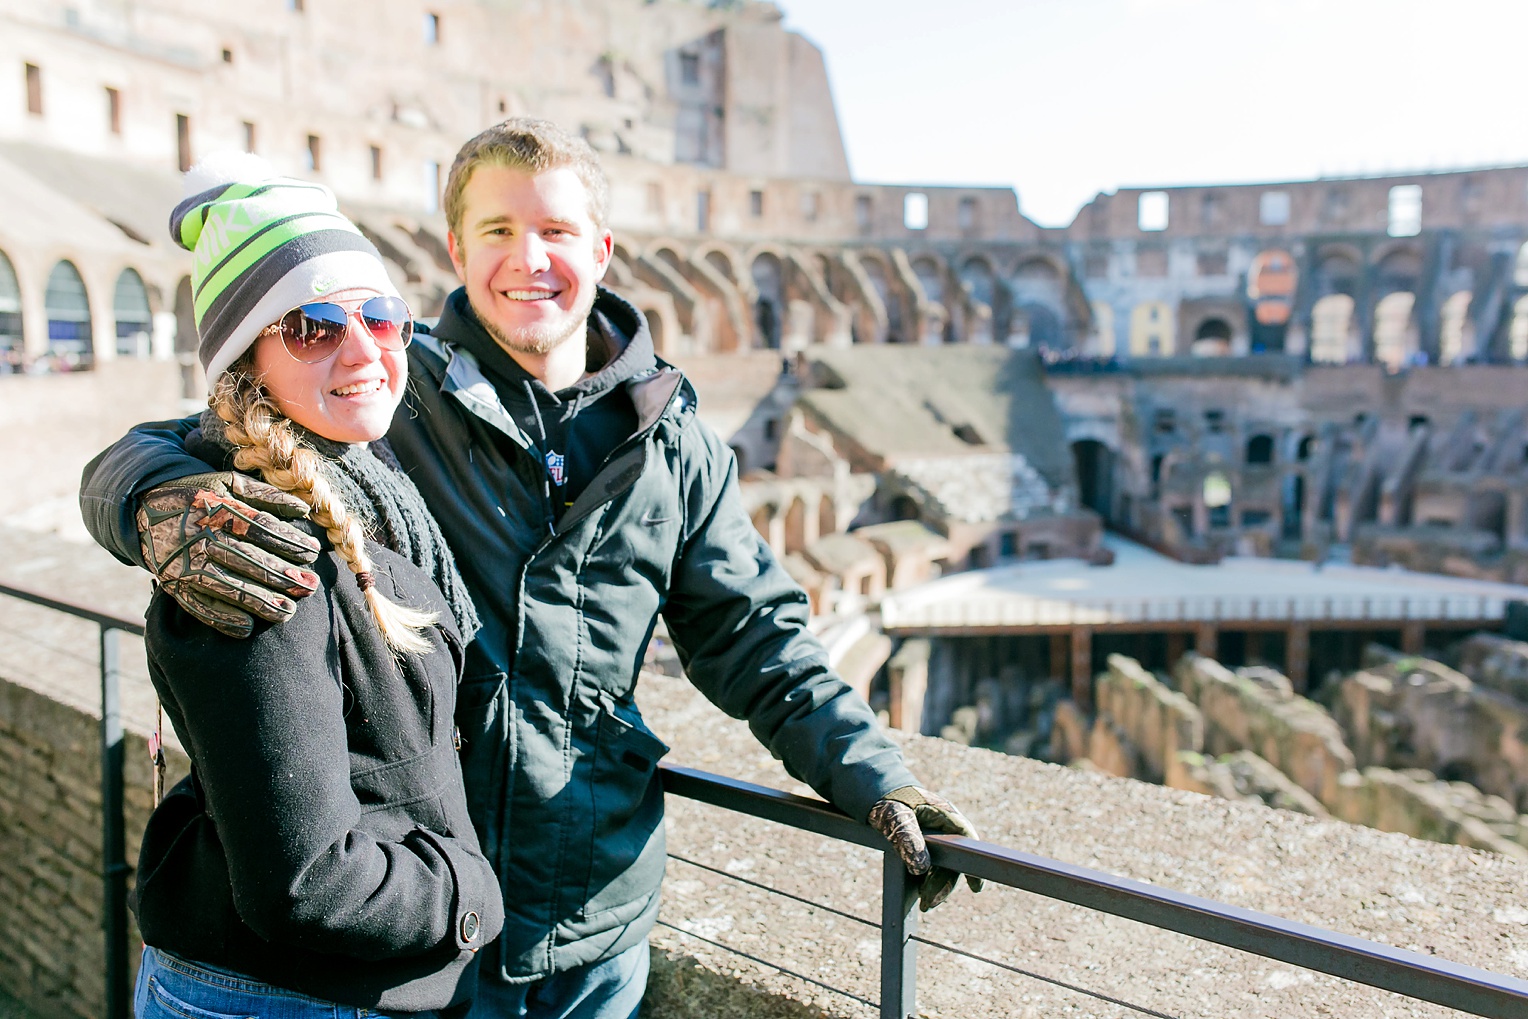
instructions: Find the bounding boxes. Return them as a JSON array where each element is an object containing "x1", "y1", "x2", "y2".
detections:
[{"x1": 545, "y1": 450, "x2": 566, "y2": 486}]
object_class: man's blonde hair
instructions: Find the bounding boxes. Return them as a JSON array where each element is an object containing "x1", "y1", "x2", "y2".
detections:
[{"x1": 443, "y1": 118, "x2": 611, "y2": 244}]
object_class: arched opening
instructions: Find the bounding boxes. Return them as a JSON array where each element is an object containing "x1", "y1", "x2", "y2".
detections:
[
  {"x1": 751, "y1": 253, "x2": 784, "y2": 350},
  {"x1": 44, "y1": 260, "x2": 92, "y2": 371},
  {"x1": 1245, "y1": 434, "x2": 1275, "y2": 465},
  {"x1": 1373, "y1": 291, "x2": 1417, "y2": 371},
  {"x1": 1282, "y1": 475, "x2": 1305, "y2": 540},
  {"x1": 0, "y1": 250, "x2": 22, "y2": 373},
  {"x1": 890, "y1": 494, "x2": 919, "y2": 521},
  {"x1": 860, "y1": 256, "x2": 903, "y2": 343},
  {"x1": 784, "y1": 496, "x2": 807, "y2": 552},
  {"x1": 1203, "y1": 471, "x2": 1232, "y2": 530},
  {"x1": 643, "y1": 308, "x2": 667, "y2": 355},
  {"x1": 1295, "y1": 434, "x2": 1315, "y2": 461},
  {"x1": 705, "y1": 249, "x2": 735, "y2": 282},
  {"x1": 1018, "y1": 303, "x2": 1062, "y2": 350},
  {"x1": 1309, "y1": 294, "x2": 1356, "y2": 364},
  {"x1": 1510, "y1": 295, "x2": 1528, "y2": 362},
  {"x1": 1439, "y1": 290, "x2": 1474, "y2": 365},
  {"x1": 818, "y1": 495, "x2": 835, "y2": 539},
  {"x1": 1071, "y1": 440, "x2": 1115, "y2": 521},
  {"x1": 113, "y1": 268, "x2": 152, "y2": 358},
  {"x1": 1192, "y1": 317, "x2": 1233, "y2": 357}
]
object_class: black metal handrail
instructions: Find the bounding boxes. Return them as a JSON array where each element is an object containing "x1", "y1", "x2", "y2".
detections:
[
  {"x1": 4, "y1": 581, "x2": 1528, "y2": 1018},
  {"x1": 0, "y1": 581, "x2": 142, "y2": 1019},
  {"x1": 659, "y1": 764, "x2": 1528, "y2": 1019}
]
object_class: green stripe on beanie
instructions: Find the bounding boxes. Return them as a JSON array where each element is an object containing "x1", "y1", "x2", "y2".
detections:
[{"x1": 168, "y1": 152, "x2": 399, "y2": 379}]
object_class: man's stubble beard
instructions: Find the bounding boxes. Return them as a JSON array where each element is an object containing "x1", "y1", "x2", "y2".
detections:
[{"x1": 472, "y1": 288, "x2": 597, "y2": 358}]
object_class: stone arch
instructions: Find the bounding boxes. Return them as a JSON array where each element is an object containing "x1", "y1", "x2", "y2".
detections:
[
  {"x1": 1294, "y1": 434, "x2": 1316, "y2": 461},
  {"x1": 1071, "y1": 438, "x2": 1116, "y2": 518},
  {"x1": 1191, "y1": 316, "x2": 1234, "y2": 357},
  {"x1": 1311, "y1": 246, "x2": 1362, "y2": 297},
  {"x1": 958, "y1": 255, "x2": 1003, "y2": 342},
  {"x1": 696, "y1": 242, "x2": 741, "y2": 284},
  {"x1": 784, "y1": 494, "x2": 808, "y2": 553},
  {"x1": 750, "y1": 251, "x2": 785, "y2": 350},
  {"x1": 1245, "y1": 433, "x2": 1275, "y2": 465},
  {"x1": 1372, "y1": 246, "x2": 1423, "y2": 298},
  {"x1": 1310, "y1": 294, "x2": 1357, "y2": 364},
  {"x1": 0, "y1": 248, "x2": 22, "y2": 372},
  {"x1": 44, "y1": 259, "x2": 93, "y2": 371},
  {"x1": 1009, "y1": 258, "x2": 1068, "y2": 349},
  {"x1": 909, "y1": 253, "x2": 945, "y2": 303},
  {"x1": 857, "y1": 249, "x2": 905, "y2": 343},
  {"x1": 1373, "y1": 291, "x2": 1418, "y2": 370},
  {"x1": 1439, "y1": 290, "x2": 1474, "y2": 365},
  {"x1": 1509, "y1": 295, "x2": 1528, "y2": 362},
  {"x1": 113, "y1": 267, "x2": 153, "y2": 358},
  {"x1": 818, "y1": 493, "x2": 836, "y2": 539},
  {"x1": 1129, "y1": 301, "x2": 1174, "y2": 356}
]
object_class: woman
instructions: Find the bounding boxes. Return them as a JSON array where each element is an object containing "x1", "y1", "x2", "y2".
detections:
[{"x1": 131, "y1": 154, "x2": 501, "y2": 1019}]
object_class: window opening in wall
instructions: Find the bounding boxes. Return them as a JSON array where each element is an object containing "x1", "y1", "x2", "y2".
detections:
[
  {"x1": 696, "y1": 189, "x2": 711, "y2": 233},
  {"x1": 176, "y1": 113, "x2": 191, "y2": 172},
  {"x1": 1296, "y1": 435, "x2": 1315, "y2": 461},
  {"x1": 679, "y1": 50, "x2": 700, "y2": 86},
  {"x1": 242, "y1": 120, "x2": 256, "y2": 153},
  {"x1": 999, "y1": 532, "x2": 1019, "y2": 558},
  {"x1": 1259, "y1": 190, "x2": 1290, "y2": 226},
  {"x1": 749, "y1": 190, "x2": 764, "y2": 217},
  {"x1": 1203, "y1": 471, "x2": 1232, "y2": 519},
  {"x1": 1388, "y1": 184, "x2": 1423, "y2": 237},
  {"x1": 113, "y1": 268, "x2": 152, "y2": 358},
  {"x1": 424, "y1": 12, "x2": 440, "y2": 45},
  {"x1": 44, "y1": 259, "x2": 93, "y2": 371},
  {"x1": 1200, "y1": 191, "x2": 1220, "y2": 228},
  {"x1": 958, "y1": 196, "x2": 977, "y2": 232},
  {"x1": 0, "y1": 251, "x2": 23, "y2": 373},
  {"x1": 221, "y1": 47, "x2": 233, "y2": 63},
  {"x1": 24, "y1": 63, "x2": 42, "y2": 116},
  {"x1": 423, "y1": 161, "x2": 442, "y2": 213},
  {"x1": 1154, "y1": 410, "x2": 1175, "y2": 434},
  {"x1": 306, "y1": 134, "x2": 322, "y2": 172},
  {"x1": 903, "y1": 192, "x2": 928, "y2": 231},
  {"x1": 497, "y1": 98, "x2": 507, "y2": 114},
  {"x1": 365, "y1": 145, "x2": 380, "y2": 181},
  {"x1": 1408, "y1": 414, "x2": 1430, "y2": 431},
  {"x1": 105, "y1": 86, "x2": 120, "y2": 134},
  {"x1": 1204, "y1": 409, "x2": 1226, "y2": 433},
  {"x1": 801, "y1": 191, "x2": 819, "y2": 222},
  {"x1": 1150, "y1": 454, "x2": 1165, "y2": 486},
  {"x1": 1246, "y1": 434, "x2": 1274, "y2": 465},
  {"x1": 1137, "y1": 191, "x2": 1169, "y2": 232},
  {"x1": 855, "y1": 194, "x2": 872, "y2": 233}
]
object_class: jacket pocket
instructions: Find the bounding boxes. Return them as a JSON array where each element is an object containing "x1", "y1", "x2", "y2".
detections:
[
  {"x1": 579, "y1": 703, "x2": 670, "y2": 921},
  {"x1": 455, "y1": 671, "x2": 510, "y2": 863}
]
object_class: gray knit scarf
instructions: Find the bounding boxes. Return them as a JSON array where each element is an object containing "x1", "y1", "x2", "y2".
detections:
[{"x1": 199, "y1": 410, "x2": 481, "y2": 644}]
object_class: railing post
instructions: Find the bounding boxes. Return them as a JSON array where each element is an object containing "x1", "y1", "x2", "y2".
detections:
[
  {"x1": 99, "y1": 626, "x2": 129, "y2": 1019},
  {"x1": 880, "y1": 851, "x2": 918, "y2": 1019}
]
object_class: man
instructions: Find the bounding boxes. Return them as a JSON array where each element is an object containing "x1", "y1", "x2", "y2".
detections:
[{"x1": 81, "y1": 119, "x2": 978, "y2": 1019}]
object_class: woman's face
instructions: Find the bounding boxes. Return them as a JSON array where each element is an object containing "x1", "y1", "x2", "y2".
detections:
[{"x1": 251, "y1": 287, "x2": 408, "y2": 444}]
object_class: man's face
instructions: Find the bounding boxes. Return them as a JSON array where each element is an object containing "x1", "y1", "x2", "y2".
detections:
[{"x1": 448, "y1": 164, "x2": 614, "y2": 357}]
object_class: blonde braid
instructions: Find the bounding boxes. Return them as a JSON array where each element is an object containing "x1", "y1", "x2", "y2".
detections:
[{"x1": 211, "y1": 369, "x2": 437, "y2": 656}]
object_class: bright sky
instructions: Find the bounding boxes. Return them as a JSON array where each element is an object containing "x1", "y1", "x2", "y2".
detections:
[{"x1": 776, "y1": 0, "x2": 1528, "y2": 227}]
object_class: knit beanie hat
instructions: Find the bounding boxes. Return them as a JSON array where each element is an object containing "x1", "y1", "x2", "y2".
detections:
[{"x1": 170, "y1": 152, "x2": 400, "y2": 380}]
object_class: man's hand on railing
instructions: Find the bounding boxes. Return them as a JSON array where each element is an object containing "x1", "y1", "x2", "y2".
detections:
[
  {"x1": 136, "y1": 472, "x2": 322, "y2": 638},
  {"x1": 868, "y1": 785, "x2": 984, "y2": 911}
]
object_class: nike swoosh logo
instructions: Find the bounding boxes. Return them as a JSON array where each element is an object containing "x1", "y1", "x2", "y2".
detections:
[{"x1": 641, "y1": 510, "x2": 673, "y2": 525}]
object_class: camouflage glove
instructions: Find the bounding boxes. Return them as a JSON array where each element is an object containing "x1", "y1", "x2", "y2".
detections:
[
  {"x1": 867, "y1": 785, "x2": 984, "y2": 911},
  {"x1": 136, "y1": 472, "x2": 322, "y2": 638}
]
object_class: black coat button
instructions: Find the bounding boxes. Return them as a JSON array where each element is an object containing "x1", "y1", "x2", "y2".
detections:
[{"x1": 460, "y1": 910, "x2": 480, "y2": 943}]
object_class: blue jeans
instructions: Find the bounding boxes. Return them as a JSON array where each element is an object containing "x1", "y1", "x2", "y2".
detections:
[
  {"x1": 466, "y1": 944, "x2": 648, "y2": 1019},
  {"x1": 133, "y1": 946, "x2": 447, "y2": 1018}
]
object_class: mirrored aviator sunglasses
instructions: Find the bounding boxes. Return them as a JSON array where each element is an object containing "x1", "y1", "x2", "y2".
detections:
[{"x1": 277, "y1": 295, "x2": 414, "y2": 363}]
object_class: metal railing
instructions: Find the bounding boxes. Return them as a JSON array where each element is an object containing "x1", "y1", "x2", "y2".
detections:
[
  {"x1": 0, "y1": 581, "x2": 141, "y2": 1019},
  {"x1": 882, "y1": 592, "x2": 1505, "y2": 632},
  {"x1": 3, "y1": 581, "x2": 1528, "y2": 1018}
]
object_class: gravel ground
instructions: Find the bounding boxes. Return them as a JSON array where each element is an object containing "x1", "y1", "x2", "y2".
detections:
[{"x1": 4, "y1": 525, "x2": 1528, "y2": 1018}]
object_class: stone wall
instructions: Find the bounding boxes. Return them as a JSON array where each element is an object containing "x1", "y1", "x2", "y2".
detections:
[
  {"x1": 1174, "y1": 653, "x2": 1354, "y2": 805},
  {"x1": 1334, "y1": 652, "x2": 1528, "y2": 813},
  {"x1": 0, "y1": 673, "x2": 188, "y2": 1019},
  {"x1": 1087, "y1": 654, "x2": 1202, "y2": 787}
]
